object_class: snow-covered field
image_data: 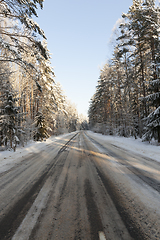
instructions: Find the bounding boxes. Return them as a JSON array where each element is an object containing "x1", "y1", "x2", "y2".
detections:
[{"x1": 0, "y1": 131, "x2": 160, "y2": 174}]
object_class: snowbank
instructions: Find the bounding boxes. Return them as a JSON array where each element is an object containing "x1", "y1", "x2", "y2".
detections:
[{"x1": 0, "y1": 133, "x2": 72, "y2": 174}]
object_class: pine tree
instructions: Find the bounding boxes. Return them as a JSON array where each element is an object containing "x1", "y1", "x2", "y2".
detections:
[
  {"x1": 139, "y1": 0, "x2": 160, "y2": 142},
  {"x1": 89, "y1": 0, "x2": 160, "y2": 143},
  {"x1": 33, "y1": 112, "x2": 49, "y2": 141},
  {"x1": 142, "y1": 44, "x2": 160, "y2": 142},
  {"x1": 0, "y1": 84, "x2": 20, "y2": 150}
]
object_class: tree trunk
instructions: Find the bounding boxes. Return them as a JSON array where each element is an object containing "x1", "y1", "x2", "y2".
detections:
[{"x1": 158, "y1": 126, "x2": 160, "y2": 143}]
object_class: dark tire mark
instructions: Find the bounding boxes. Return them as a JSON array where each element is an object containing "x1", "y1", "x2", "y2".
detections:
[
  {"x1": 74, "y1": 176, "x2": 82, "y2": 240},
  {"x1": 0, "y1": 170, "x2": 48, "y2": 240},
  {"x1": 58, "y1": 132, "x2": 79, "y2": 154},
  {"x1": 84, "y1": 179, "x2": 103, "y2": 240},
  {"x1": 0, "y1": 132, "x2": 79, "y2": 240},
  {"x1": 28, "y1": 134, "x2": 79, "y2": 240},
  {"x1": 0, "y1": 157, "x2": 37, "y2": 190},
  {"x1": 55, "y1": 164, "x2": 69, "y2": 213},
  {"x1": 94, "y1": 165, "x2": 145, "y2": 240},
  {"x1": 85, "y1": 133, "x2": 160, "y2": 194},
  {"x1": 27, "y1": 156, "x2": 68, "y2": 240}
]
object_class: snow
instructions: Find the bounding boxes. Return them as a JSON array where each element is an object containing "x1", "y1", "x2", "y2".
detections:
[
  {"x1": 0, "y1": 131, "x2": 160, "y2": 175},
  {"x1": 1, "y1": 130, "x2": 160, "y2": 239},
  {"x1": 87, "y1": 131, "x2": 160, "y2": 162},
  {"x1": 0, "y1": 133, "x2": 72, "y2": 174}
]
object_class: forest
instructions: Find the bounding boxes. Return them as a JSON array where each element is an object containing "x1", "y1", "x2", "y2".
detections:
[
  {"x1": 0, "y1": 0, "x2": 87, "y2": 151},
  {"x1": 1, "y1": 0, "x2": 160, "y2": 151},
  {"x1": 88, "y1": 0, "x2": 160, "y2": 143}
]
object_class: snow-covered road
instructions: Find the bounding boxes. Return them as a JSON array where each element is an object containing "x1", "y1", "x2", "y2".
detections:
[
  {"x1": 0, "y1": 130, "x2": 159, "y2": 174},
  {"x1": 86, "y1": 131, "x2": 160, "y2": 239},
  {"x1": 0, "y1": 131, "x2": 160, "y2": 240}
]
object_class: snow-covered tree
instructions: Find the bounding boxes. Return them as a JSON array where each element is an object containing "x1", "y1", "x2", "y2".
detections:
[
  {"x1": 0, "y1": 0, "x2": 47, "y2": 90},
  {"x1": 142, "y1": 43, "x2": 160, "y2": 142},
  {"x1": 0, "y1": 82, "x2": 20, "y2": 150},
  {"x1": 33, "y1": 112, "x2": 49, "y2": 141},
  {"x1": 89, "y1": 0, "x2": 160, "y2": 143}
]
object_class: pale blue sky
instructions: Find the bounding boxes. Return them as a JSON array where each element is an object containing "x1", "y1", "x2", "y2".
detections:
[{"x1": 36, "y1": 0, "x2": 133, "y2": 116}]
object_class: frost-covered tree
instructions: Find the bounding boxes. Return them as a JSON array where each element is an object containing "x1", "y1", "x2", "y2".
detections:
[
  {"x1": 0, "y1": 82, "x2": 20, "y2": 150},
  {"x1": 37, "y1": 41, "x2": 56, "y2": 131},
  {"x1": 142, "y1": 44, "x2": 160, "y2": 142},
  {"x1": 89, "y1": 63, "x2": 115, "y2": 134},
  {"x1": 0, "y1": 0, "x2": 46, "y2": 53},
  {"x1": 0, "y1": 0, "x2": 47, "y2": 89},
  {"x1": 140, "y1": 0, "x2": 160, "y2": 142},
  {"x1": 0, "y1": 60, "x2": 21, "y2": 150},
  {"x1": 89, "y1": 0, "x2": 160, "y2": 143},
  {"x1": 51, "y1": 82, "x2": 68, "y2": 135},
  {"x1": 51, "y1": 82, "x2": 79, "y2": 135},
  {"x1": 65, "y1": 100, "x2": 78, "y2": 132},
  {"x1": 121, "y1": 0, "x2": 160, "y2": 117},
  {"x1": 33, "y1": 112, "x2": 49, "y2": 141}
]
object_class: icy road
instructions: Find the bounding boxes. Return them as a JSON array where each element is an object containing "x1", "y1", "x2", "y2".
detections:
[{"x1": 0, "y1": 131, "x2": 160, "y2": 240}]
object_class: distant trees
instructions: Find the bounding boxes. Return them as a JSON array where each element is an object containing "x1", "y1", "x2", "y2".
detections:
[
  {"x1": 89, "y1": 0, "x2": 160, "y2": 143},
  {"x1": 52, "y1": 82, "x2": 79, "y2": 135}
]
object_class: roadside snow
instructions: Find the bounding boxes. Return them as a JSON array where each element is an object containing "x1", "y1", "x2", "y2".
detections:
[
  {"x1": 0, "y1": 133, "x2": 72, "y2": 174},
  {"x1": 0, "y1": 131, "x2": 160, "y2": 175},
  {"x1": 87, "y1": 131, "x2": 160, "y2": 163}
]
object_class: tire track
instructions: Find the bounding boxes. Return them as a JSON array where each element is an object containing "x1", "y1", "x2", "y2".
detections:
[
  {"x1": 0, "y1": 132, "x2": 79, "y2": 240},
  {"x1": 85, "y1": 132, "x2": 160, "y2": 193},
  {"x1": 83, "y1": 132, "x2": 145, "y2": 240},
  {"x1": 94, "y1": 165, "x2": 144, "y2": 240},
  {"x1": 84, "y1": 179, "x2": 104, "y2": 240}
]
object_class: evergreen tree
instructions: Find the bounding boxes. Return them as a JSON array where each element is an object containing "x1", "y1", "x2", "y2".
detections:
[
  {"x1": 140, "y1": 0, "x2": 160, "y2": 142},
  {"x1": 33, "y1": 112, "x2": 49, "y2": 141},
  {"x1": 142, "y1": 44, "x2": 160, "y2": 142},
  {"x1": 0, "y1": 83, "x2": 20, "y2": 150},
  {"x1": 89, "y1": 0, "x2": 160, "y2": 143}
]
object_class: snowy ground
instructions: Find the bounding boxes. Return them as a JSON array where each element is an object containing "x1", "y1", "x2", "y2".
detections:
[
  {"x1": 0, "y1": 131, "x2": 160, "y2": 174},
  {"x1": 0, "y1": 132, "x2": 72, "y2": 174},
  {"x1": 1, "y1": 131, "x2": 160, "y2": 240}
]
